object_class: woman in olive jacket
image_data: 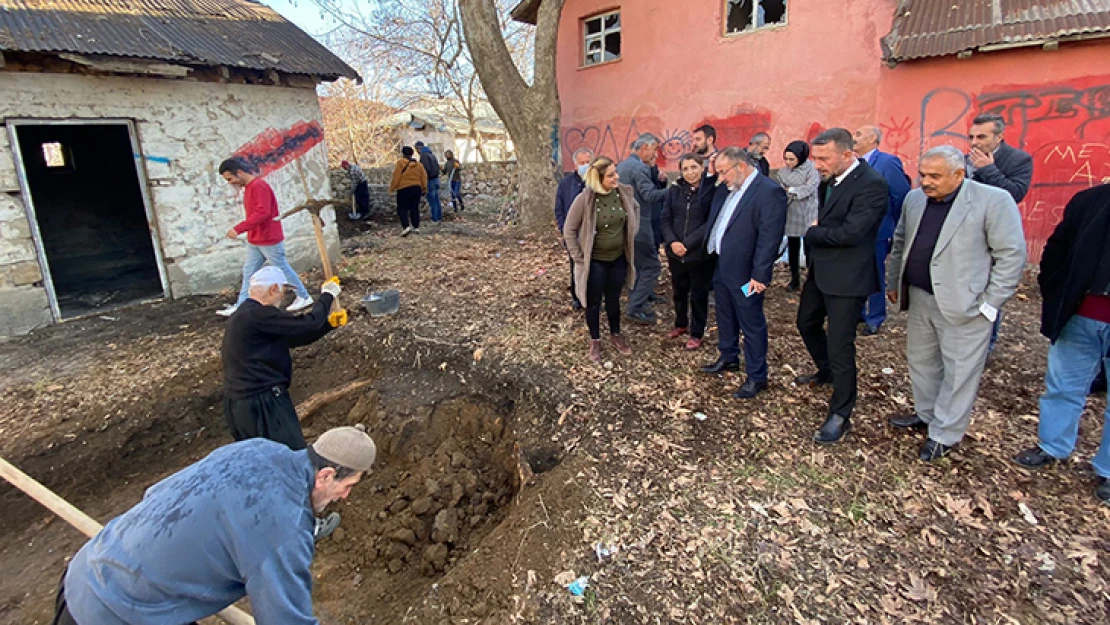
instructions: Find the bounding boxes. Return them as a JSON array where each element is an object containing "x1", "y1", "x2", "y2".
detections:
[
  {"x1": 660, "y1": 153, "x2": 714, "y2": 350},
  {"x1": 564, "y1": 156, "x2": 641, "y2": 363}
]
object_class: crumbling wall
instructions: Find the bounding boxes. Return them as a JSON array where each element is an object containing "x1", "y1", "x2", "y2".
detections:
[{"x1": 0, "y1": 72, "x2": 338, "y2": 335}]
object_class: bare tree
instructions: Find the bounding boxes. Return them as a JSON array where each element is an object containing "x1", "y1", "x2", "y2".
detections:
[
  {"x1": 319, "y1": 78, "x2": 400, "y2": 168},
  {"x1": 306, "y1": 0, "x2": 528, "y2": 164},
  {"x1": 459, "y1": 0, "x2": 563, "y2": 230}
]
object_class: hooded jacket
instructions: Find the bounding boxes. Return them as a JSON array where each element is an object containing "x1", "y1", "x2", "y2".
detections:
[{"x1": 660, "y1": 177, "x2": 712, "y2": 264}]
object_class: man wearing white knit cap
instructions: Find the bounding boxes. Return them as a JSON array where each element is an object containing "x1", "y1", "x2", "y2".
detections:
[
  {"x1": 221, "y1": 265, "x2": 342, "y2": 451},
  {"x1": 54, "y1": 427, "x2": 376, "y2": 625}
]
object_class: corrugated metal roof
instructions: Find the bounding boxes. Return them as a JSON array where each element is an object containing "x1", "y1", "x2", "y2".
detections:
[
  {"x1": 882, "y1": 0, "x2": 1110, "y2": 63},
  {"x1": 0, "y1": 0, "x2": 359, "y2": 80}
]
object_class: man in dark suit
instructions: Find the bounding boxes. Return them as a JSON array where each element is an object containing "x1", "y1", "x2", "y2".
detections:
[
  {"x1": 854, "y1": 125, "x2": 911, "y2": 335},
  {"x1": 966, "y1": 113, "x2": 1035, "y2": 355},
  {"x1": 796, "y1": 128, "x2": 889, "y2": 443},
  {"x1": 555, "y1": 147, "x2": 594, "y2": 311},
  {"x1": 699, "y1": 147, "x2": 788, "y2": 399}
]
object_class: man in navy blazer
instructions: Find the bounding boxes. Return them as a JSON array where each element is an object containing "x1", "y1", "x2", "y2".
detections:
[
  {"x1": 854, "y1": 126, "x2": 911, "y2": 335},
  {"x1": 699, "y1": 147, "x2": 788, "y2": 399}
]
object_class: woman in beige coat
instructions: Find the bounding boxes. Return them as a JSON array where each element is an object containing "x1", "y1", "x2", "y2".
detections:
[{"x1": 563, "y1": 156, "x2": 640, "y2": 363}]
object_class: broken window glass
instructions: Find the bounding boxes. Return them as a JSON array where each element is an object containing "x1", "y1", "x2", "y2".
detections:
[
  {"x1": 727, "y1": 0, "x2": 786, "y2": 34},
  {"x1": 582, "y1": 10, "x2": 621, "y2": 66}
]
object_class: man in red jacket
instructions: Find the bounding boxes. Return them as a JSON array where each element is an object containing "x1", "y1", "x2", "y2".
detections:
[{"x1": 217, "y1": 158, "x2": 313, "y2": 317}]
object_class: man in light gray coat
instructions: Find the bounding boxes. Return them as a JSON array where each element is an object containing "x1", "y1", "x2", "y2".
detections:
[
  {"x1": 886, "y1": 145, "x2": 1026, "y2": 461},
  {"x1": 617, "y1": 134, "x2": 669, "y2": 324}
]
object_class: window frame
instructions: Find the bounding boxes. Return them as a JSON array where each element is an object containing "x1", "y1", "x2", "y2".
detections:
[
  {"x1": 581, "y1": 9, "x2": 622, "y2": 68},
  {"x1": 722, "y1": 0, "x2": 788, "y2": 38}
]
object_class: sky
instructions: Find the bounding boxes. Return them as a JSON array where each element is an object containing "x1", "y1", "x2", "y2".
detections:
[{"x1": 263, "y1": 0, "x2": 347, "y2": 37}]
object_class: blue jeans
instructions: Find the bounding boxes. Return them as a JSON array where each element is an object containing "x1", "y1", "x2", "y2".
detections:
[
  {"x1": 235, "y1": 242, "x2": 310, "y2": 305},
  {"x1": 426, "y1": 177, "x2": 443, "y2": 222},
  {"x1": 449, "y1": 179, "x2": 463, "y2": 211},
  {"x1": 988, "y1": 312, "x2": 1003, "y2": 352},
  {"x1": 1037, "y1": 315, "x2": 1110, "y2": 477}
]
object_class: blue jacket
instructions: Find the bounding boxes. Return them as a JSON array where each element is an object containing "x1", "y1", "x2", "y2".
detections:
[
  {"x1": 704, "y1": 172, "x2": 788, "y2": 288},
  {"x1": 554, "y1": 171, "x2": 586, "y2": 231},
  {"x1": 865, "y1": 149, "x2": 911, "y2": 243},
  {"x1": 65, "y1": 439, "x2": 319, "y2": 625}
]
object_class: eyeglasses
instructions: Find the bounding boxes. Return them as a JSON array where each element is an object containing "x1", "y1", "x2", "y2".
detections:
[{"x1": 717, "y1": 162, "x2": 738, "y2": 176}]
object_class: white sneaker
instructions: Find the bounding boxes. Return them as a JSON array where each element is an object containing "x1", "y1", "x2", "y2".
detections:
[
  {"x1": 288, "y1": 295, "x2": 314, "y2": 312},
  {"x1": 400, "y1": 226, "x2": 413, "y2": 237},
  {"x1": 216, "y1": 304, "x2": 239, "y2": 317},
  {"x1": 412, "y1": 227, "x2": 421, "y2": 234}
]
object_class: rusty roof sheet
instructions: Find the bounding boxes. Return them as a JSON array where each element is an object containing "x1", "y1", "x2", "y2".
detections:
[
  {"x1": 0, "y1": 0, "x2": 359, "y2": 80},
  {"x1": 882, "y1": 0, "x2": 1110, "y2": 63}
]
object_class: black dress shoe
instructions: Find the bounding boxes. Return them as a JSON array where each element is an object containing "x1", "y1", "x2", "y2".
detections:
[
  {"x1": 701, "y1": 359, "x2": 740, "y2": 374},
  {"x1": 571, "y1": 299, "x2": 583, "y2": 311},
  {"x1": 919, "y1": 438, "x2": 956, "y2": 462},
  {"x1": 1013, "y1": 446, "x2": 1058, "y2": 468},
  {"x1": 861, "y1": 324, "x2": 880, "y2": 336},
  {"x1": 814, "y1": 414, "x2": 850, "y2": 444},
  {"x1": 625, "y1": 310, "x2": 657, "y2": 325},
  {"x1": 795, "y1": 372, "x2": 832, "y2": 386},
  {"x1": 733, "y1": 378, "x2": 768, "y2": 399},
  {"x1": 889, "y1": 413, "x2": 927, "y2": 430}
]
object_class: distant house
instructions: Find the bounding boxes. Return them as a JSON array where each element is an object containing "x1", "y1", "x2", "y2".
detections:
[
  {"x1": 513, "y1": 0, "x2": 1110, "y2": 262},
  {"x1": 384, "y1": 100, "x2": 514, "y2": 163},
  {"x1": 0, "y1": 0, "x2": 359, "y2": 336}
]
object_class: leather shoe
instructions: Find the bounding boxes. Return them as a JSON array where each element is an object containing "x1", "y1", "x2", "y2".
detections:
[
  {"x1": 610, "y1": 334, "x2": 632, "y2": 355},
  {"x1": 795, "y1": 372, "x2": 832, "y2": 386},
  {"x1": 1013, "y1": 446, "x2": 1058, "y2": 469},
  {"x1": 889, "y1": 413, "x2": 927, "y2": 430},
  {"x1": 1097, "y1": 477, "x2": 1110, "y2": 505},
  {"x1": 571, "y1": 299, "x2": 583, "y2": 311},
  {"x1": 733, "y1": 378, "x2": 768, "y2": 399},
  {"x1": 861, "y1": 324, "x2": 880, "y2": 336},
  {"x1": 588, "y1": 339, "x2": 601, "y2": 363},
  {"x1": 667, "y1": 327, "x2": 688, "y2": 339},
  {"x1": 814, "y1": 414, "x2": 850, "y2": 444},
  {"x1": 701, "y1": 359, "x2": 740, "y2": 374},
  {"x1": 919, "y1": 438, "x2": 956, "y2": 462}
]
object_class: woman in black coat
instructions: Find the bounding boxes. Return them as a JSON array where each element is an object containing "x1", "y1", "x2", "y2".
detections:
[{"x1": 660, "y1": 153, "x2": 715, "y2": 350}]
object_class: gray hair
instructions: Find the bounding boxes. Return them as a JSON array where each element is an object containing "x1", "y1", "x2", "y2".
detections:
[
  {"x1": 812, "y1": 128, "x2": 854, "y2": 152},
  {"x1": 571, "y1": 147, "x2": 594, "y2": 161},
  {"x1": 920, "y1": 145, "x2": 966, "y2": 172},
  {"x1": 631, "y1": 133, "x2": 661, "y2": 150},
  {"x1": 971, "y1": 113, "x2": 1005, "y2": 134},
  {"x1": 859, "y1": 125, "x2": 883, "y2": 145},
  {"x1": 717, "y1": 146, "x2": 756, "y2": 168},
  {"x1": 750, "y1": 132, "x2": 770, "y2": 145}
]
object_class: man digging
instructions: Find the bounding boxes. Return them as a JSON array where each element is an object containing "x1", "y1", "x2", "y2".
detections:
[
  {"x1": 53, "y1": 427, "x2": 376, "y2": 625},
  {"x1": 222, "y1": 266, "x2": 341, "y2": 451}
]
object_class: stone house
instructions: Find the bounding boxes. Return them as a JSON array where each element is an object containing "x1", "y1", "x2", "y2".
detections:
[
  {"x1": 0, "y1": 0, "x2": 358, "y2": 336},
  {"x1": 514, "y1": 0, "x2": 1110, "y2": 262}
]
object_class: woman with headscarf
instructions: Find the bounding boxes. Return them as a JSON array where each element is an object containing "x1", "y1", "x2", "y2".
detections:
[
  {"x1": 660, "y1": 153, "x2": 714, "y2": 350},
  {"x1": 563, "y1": 156, "x2": 641, "y2": 363},
  {"x1": 776, "y1": 140, "x2": 820, "y2": 291}
]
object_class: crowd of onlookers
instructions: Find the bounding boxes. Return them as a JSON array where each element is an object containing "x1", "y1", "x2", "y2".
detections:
[{"x1": 554, "y1": 118, "x2": 1110, "y2": 504}]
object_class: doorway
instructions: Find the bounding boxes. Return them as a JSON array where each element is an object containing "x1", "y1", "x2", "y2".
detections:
[{"x1": 10, "y1": 122, "x2": 167, "y2": 319}]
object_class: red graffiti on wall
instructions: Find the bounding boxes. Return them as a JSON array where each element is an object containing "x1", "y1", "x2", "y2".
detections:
[
  {"x1": 233, "y1": 121, "x2": 325, "y2": 177},
  {"x1": 696, "y1": 106, "x2": 773, "y2": 148},
  {"x1": 804, "y1": 122, "x2": 827, "y2": 144},
  {"x1": 917, "y1": 76, "x2": 1110, "y2": 262},
  {"x1": 877, "y1": 116, "x2": 913, "y2": 161}
]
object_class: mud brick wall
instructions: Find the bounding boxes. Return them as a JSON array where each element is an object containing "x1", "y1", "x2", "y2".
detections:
[{"x1": 0, "y1": 72, "x2": 340, "y2": 336}]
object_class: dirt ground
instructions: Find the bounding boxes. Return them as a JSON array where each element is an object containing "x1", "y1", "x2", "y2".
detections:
[{"x1": 1, "y1": 204, "x2": 1107, "y2": 624}]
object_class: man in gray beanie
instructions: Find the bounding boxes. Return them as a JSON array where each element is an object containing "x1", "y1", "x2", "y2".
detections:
[{"x1": 52, "y1": 427, "x2": 376, "y2": 625}]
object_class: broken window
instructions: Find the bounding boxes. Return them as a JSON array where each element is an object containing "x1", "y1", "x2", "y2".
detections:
[
  {"x1": 583, "y1": 10, "x2": 621, "y2": 67},
  {"x1": 726, "y1": 0, "x2": 786, "y2": 35},
  {"x1": 42, "y1": 142, "x2": 69, "y2": 169}
]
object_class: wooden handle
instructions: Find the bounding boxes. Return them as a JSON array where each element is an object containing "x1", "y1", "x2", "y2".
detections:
[{"x1": 0, "y1": 456, "x2": 256, "y2": 625}]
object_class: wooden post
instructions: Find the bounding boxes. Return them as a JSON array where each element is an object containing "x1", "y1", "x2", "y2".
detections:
[{"x1": 0, "y1": 456, "x2": 256, "y2": 625}]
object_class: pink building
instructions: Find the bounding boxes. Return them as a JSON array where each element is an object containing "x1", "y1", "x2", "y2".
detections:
[{"x1": 512, "y1": 0, "x2": 1110, "y2": 261}]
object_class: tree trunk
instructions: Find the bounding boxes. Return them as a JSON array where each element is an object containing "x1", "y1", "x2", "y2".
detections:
[{"x1": 459, "y1": 0, "x2": 564, "y2": 232}]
